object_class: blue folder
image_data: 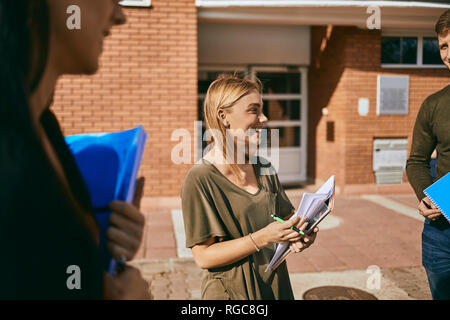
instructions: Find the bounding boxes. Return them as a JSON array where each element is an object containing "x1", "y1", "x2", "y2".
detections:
[
  {"x1": 65, "y1": 126, "x2": 148, "y2": 274},
  {"x1": 424, "y1": 172, "x2": 450, "y2": 223}
]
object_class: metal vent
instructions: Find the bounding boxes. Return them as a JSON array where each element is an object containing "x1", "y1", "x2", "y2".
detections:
[
  {"x1": 373, "y1": 138, "x2": 408, "y2": 184},
  {"x1": 374, "y1": 170, "x2": 405, "y2": 185}
]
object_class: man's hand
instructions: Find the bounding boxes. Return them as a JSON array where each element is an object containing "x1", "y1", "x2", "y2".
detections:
[{"x1": 419, "y1": 197, "x2": 442, "y2": 221}]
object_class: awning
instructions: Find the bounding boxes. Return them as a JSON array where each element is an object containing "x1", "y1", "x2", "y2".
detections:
[{"x1": 196, "y1": 1, "x2": 450, "y2": 29}]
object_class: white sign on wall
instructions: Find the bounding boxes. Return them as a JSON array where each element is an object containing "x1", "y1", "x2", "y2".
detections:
[{"x1": 377, "y1": 75, "x2": 409, "y2": 115}]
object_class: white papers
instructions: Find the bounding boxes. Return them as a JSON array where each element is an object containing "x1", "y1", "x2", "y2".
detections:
[{"x1": 265, "y1": 176, "x2": 335, "y2": 272}]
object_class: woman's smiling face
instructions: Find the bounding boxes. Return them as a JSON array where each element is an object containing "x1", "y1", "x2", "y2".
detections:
[{"x1": 219, "y1": 90, "x2": 268, "y2": 159}]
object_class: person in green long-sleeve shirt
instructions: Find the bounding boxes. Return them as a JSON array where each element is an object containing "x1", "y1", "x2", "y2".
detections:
[{"x1": 406, "y1": 9, "x2": 450, "y2": 300}]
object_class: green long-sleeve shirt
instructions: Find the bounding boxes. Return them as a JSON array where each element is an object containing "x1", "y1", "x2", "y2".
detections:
[{"x1": 406, "y1": 84, "x2": 450, "y2": 201}]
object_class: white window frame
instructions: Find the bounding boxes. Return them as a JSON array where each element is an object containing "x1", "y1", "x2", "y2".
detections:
[
  {"x1": 120, "y1": 0, "x2": 151, "y2": 7},
  {"x1": 249, "y1": 66, "x2": 306, "y2": 130},
  {"x1": 381, "y1": 30, "x2": 445, "y2": 69},
  {"x1": 250, "y1": 65, "x2": 308, "y2": 182}
]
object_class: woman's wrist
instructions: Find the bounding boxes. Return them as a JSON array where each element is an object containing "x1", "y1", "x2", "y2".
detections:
[
  {"x1": 250, "y1": 229, "x2": 269, "y2": 249},
  {"x1": 248, "y1": 233, "x2": 260, "y2": 252}
]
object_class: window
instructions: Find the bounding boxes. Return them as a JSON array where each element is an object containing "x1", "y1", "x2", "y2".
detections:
[
  {"x1": 381, "y1": 37, "x2": 417, "y2": 64},
  {"x1": 251, "y1": 66, "x2": 308, "y2": 182},
  {"x1": 381, "y1": 33, "x2": 444, "y2": 68},
  {"x1": 119, "y1": 0, "x2": 151, "y2": 7},
  {"x1": 252, "y1": 66, "x2": 305, "y2": 149},
  {"x1": 422, "y1": 37, "x2": 442, "y2": 65}
]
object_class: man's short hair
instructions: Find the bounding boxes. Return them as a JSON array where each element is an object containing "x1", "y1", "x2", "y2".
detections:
[{"x1": 436, "y1": 9, "x2": 450, "y2": 36}]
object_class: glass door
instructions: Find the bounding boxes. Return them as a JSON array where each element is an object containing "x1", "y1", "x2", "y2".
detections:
[{"x1": 250, "y1": 66, "x2": 308, "y2": 183}]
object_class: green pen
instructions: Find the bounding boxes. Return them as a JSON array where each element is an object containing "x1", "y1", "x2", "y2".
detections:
[{"x1": 271, "y1": 214, "x2": 305, "y2": 236}]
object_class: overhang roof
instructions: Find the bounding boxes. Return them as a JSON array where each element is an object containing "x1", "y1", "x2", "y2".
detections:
[
  {"x1": 197, "y1": 1, "x2": 450, "y2": 8},
  {"x1": 197, "y1": 1, "x2": 450, "y2": 29}
]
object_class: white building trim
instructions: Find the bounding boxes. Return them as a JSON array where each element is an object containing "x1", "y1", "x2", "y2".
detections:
[
  {"x1": 198, "y1": 4, "x2": 449, "y2": 29},
  {"x1": 120, "y1": 0, "x2": 151, "y2": 7},
  {"x1": 196, "y1": 1, "x2": 450, "y2": 9}
]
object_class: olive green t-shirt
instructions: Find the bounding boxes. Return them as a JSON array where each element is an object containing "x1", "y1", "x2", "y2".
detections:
[{"x1": 181, "y1": 158, "x2": 296, "y2": 300}]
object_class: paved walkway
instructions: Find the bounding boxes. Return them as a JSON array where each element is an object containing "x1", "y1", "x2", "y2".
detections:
[{"x1": 131, "y1": 192, "x2": 432, "y2": 300}]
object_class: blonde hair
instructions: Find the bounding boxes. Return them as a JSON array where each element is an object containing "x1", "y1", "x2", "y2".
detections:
[{"x1": 203, "y1": 73, "x2": 262, "y2": 181}]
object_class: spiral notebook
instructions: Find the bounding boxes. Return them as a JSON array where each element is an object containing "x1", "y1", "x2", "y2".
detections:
[{"x1": 423, "y1": 172, "x2": 450, "y2": 223}]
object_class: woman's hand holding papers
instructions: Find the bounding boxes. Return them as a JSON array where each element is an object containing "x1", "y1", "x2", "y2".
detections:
[
  {"x1": 258, "y1": 216, "x2": 303, "y2": 246},
  {"x1": 290, "y1": 228, "x2": 319, "y2": 253},
  {"x1": 261, "y1": 214, "x2": 319, "y2": 253},
  {"x1": 104, "y1": 176, "x2": 151, "y2": 300},
  {"x1": 106, "y1": 177, "x2": 146, "y2": 261}
]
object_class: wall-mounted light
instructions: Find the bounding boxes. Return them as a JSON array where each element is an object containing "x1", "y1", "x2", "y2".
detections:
[{"x1": 358, "y1": 98, "x2": 369, "y2": 116}]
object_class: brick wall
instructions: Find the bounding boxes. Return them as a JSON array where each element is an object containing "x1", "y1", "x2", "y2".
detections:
[
  {"x1": 309, "y1": 26, "x2": 450, "y2": 191},
  {"x1": 52, "y1": 12, "x2": 449, "y2": 198},
  {"x1": 309, "y1": 26, "x2": 349, "y2": 189},
  {"x1": 52, "y1": 0, "x2": 198, "y2": 198}
]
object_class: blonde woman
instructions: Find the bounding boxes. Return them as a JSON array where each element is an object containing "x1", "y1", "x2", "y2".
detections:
[{"x1": 181, "y1": 74, "x2": 319, "y2": 300}]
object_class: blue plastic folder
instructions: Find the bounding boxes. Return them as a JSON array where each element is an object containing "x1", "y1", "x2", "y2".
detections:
[
  {"x1": 424, "y1": 172, "x2": 450, "y2": 223},
  {"x1": 65, "y1": 126, "x2": 148, "y2": 274}
]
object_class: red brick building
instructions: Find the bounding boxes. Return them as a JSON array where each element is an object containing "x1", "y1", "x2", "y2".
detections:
[{"x1": 52, "y1": 0, "x2": 450, "y2": 201}]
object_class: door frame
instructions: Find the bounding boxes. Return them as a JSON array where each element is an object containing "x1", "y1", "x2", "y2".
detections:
[{"x1": 249, "y1": 65, "x2": 308, "y2": 183}]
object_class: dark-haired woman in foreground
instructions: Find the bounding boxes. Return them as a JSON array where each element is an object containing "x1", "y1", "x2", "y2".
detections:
[{"x1": 0, "y1": 0, "x2": 149, "y2": 299}]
